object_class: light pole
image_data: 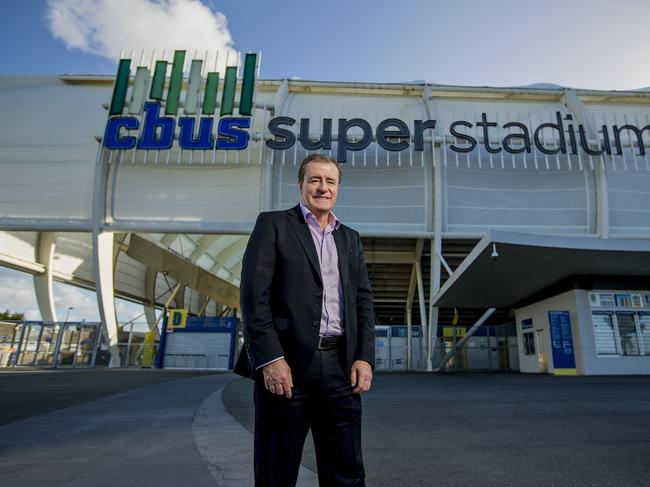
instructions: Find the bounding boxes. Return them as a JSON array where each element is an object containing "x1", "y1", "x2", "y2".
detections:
[{"x1": 64, "y1": 307, "x2": 74, "y2": 322}]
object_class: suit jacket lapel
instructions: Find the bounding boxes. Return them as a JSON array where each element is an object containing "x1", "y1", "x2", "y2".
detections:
[
  {"x1": 287, "y1": 205, "x2": 322, "y2": 283},
  {"x1": 333, "y1": 226, "x2": 349, "y2": 291}
]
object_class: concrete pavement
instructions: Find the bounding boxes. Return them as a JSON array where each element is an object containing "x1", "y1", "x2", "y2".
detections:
[{"x1": 1, "y1": 369, "x2": 649, "y2": 486}]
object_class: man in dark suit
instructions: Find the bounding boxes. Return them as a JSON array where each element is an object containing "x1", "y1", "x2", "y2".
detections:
[{"x1": 240, "y1": 153, "x2": 375, "y2": 486}]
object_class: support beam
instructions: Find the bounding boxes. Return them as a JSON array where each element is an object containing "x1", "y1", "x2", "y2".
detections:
[
  {"x1": 405, "y1": 239, "x2": 424, "y2": 371},
  {"x1": 143, "y1": 267, "x2": 157, "y2": 331},
  {"x1": 174, "y1": 285, "x2": 186, "y2": 309},
  {"x1": 415, "y1": 258, "x2": 427, "y2": 369},
  {"x1": 197, "y1": 297, "x2": 210, "y2": 316},
  {"x1": 424, "y1": 92, "x2": 444, "y2": 372},
  {"x1": 428, "y1": 177, "x2": 444, "y2": 370},
  {"x1": 127, "y1": 234, "x2": 240, "y2": 309},
  {"x1": 33, "y1": 232, "x2": 58, "y2": 322},
  {"x1": 438, "y1": 252, "x2": 454, "y2": 278},
  {"x1": 135, "y1": 282, "x2": 182, "y2": 362},
  {"x1": 0, "y1": 253, "x2": 45, "y2": 274},
  {"x1": 93, "y1": 231, "x2": 120, "y2": 367},
  {"x1": 208, "y1": 238, "x2": 248, "y2": 275},
  {"x1": 435, "y1": 308, "x2": 496, "y2": 371},
  {"x1": 406, "y1": 307, "x2": 412, "y2": 370},
  {"x1": 188, "y1": 234, "x2": 221, "y2": 262},
  {"x1": 562, "y1": 89, "x2": 608, "y2": 238},
  {"x1": 92, "y1": 146, "x2": 120, "y2": 367},
  {"x1": 406, "y1": 262, "x2": 416, "y2": 370},
  {"x1": 158, "y1": 234, "x2": 187, "y2": 310}
]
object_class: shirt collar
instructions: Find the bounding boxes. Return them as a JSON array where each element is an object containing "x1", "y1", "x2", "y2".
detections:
[{"x1": 299, "y1": 202, "x2": 340, "y2": 230}]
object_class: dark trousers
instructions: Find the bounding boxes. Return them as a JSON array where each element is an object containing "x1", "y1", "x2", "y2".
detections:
[{"x1": 254, "y1": 347, "x2": 365, "y2": 487}]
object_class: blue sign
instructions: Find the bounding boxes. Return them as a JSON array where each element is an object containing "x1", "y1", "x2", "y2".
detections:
[
  {"x1": 548, "y1": 311, "x2": 576, "y2": 374},
  {"x1": 521, "y1": 318, "x2": 533, "y2": 330}
]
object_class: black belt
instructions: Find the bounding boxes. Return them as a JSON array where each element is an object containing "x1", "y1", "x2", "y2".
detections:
[{"x1": 317, "y1": 335, "x2": 343, "y2": 350}]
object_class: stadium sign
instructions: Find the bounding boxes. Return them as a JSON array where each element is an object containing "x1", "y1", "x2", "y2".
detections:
[{"x1": 103, "y1": 51, "x2": 649, "y2": 163}]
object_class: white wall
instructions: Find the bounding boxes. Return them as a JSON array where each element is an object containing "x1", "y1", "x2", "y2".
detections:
[
  {"x1": 0, "y1": 77, "x2": 107, "y2": 226},
  {"x1": 515, "y1": 290, "x2": 582, "y2": 374},
  {"x1": 517, "y1": 289, "x2": 650, "y2": 375},
  {"x1": 578, "y1": 290, "x2": 650, "y2": 375}
]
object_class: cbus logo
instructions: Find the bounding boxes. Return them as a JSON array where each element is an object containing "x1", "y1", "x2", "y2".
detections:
[{"x1": 103, "y1": 50, "x2": 257, "y2": 151}]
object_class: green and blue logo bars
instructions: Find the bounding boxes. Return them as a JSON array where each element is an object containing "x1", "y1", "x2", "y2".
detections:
[{"x1": 104, "y1": 50, "x2": 258, "y2": 151}]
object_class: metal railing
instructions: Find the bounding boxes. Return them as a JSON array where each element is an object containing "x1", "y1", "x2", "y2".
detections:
[
  {"x1": 0, "y1": 320, "x2": 160, "y2": 369},
  {"x1": 0, "y1": 320, "x2": 102, "y2": 368}
]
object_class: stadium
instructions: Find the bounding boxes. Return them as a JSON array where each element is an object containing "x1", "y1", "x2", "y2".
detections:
[{"x1": 1, "y1": 50, "x2": 649, "y2": 374}]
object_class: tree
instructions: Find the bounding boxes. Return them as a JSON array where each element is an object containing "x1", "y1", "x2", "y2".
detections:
[{"x1": 0, "y1": 310, "x2": 24, "y2": 320}]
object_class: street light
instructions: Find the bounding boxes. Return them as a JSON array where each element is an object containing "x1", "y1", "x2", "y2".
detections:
[{"x1": 64, "y1": 307, "x2": 74, "y2": 322}]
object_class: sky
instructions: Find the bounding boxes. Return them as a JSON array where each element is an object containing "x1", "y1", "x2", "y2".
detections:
[
  {"x1": 1, "y1": 0, "x2": 649, "y2": 323},
  {"x1": 2, "y1": 0, "x2": 650, "y2": 90}
]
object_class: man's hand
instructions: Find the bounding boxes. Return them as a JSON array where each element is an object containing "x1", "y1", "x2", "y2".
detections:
[
  {"x1": 262, "y1": 359, "x2": 294, "y2": 398},
  {"x1": 350, "y1": 360, "x2": 373, "y2": 394}
]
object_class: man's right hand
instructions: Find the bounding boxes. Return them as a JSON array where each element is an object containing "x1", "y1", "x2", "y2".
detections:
[{"x1": 262, "y1": 359, "x2": 293, "y2": 398}]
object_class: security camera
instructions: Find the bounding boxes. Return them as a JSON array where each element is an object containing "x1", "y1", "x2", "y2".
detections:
[{"x1": 491, "y1": 243, "x2": 499, "y2": 261}]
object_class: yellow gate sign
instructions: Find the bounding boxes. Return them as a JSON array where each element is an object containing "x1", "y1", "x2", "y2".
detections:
[{"x1": 168, "y1": 308, "x2": 188, "y2": 330}]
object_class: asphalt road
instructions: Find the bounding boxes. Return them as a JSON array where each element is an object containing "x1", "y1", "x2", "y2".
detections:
[
  {"x1": 0, "y1": 368, "x2": 214, "y2": 425},
  {"x1": 1, "y1": 369, "x2": 649, "y2": 486},
  {"x1": 224, "y1": 372, "x2": 650, "y2": 487}
]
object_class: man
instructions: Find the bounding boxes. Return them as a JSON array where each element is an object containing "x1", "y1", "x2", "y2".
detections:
[{"x1": 239, "y1": 153, "x2": 376, "y2": 486}]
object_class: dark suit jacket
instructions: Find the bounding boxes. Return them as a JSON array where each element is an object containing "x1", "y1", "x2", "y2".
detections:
[{"x1": 239, "y1": 205, "x2": 375, "y2": 377}]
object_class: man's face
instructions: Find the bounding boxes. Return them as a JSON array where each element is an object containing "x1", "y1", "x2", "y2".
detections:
[{"x1": 299, "y1": 161, "x2": 340, "y2": 218}]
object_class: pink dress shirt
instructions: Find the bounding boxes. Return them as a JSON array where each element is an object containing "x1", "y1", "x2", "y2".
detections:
[{"x1": 299, "y1": 203, "x2": 345, "y2": 337}]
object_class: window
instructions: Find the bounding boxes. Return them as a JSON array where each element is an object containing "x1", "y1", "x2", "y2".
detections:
[
  {"x1": 523, "y1": 332, "x2": 535, "y2": 355},
  {"x1": 639, "y1": 314, "x2": 650, "y2": 357},
  {"x1": 617, "y1": 313, "x2": 640, "y2": 356},
  {"x1": 592, "y1": 312, "x2": 619, "y2": 355},
  {"x1": 592, "y1": 311, "x2": 650, "y2": 357}
]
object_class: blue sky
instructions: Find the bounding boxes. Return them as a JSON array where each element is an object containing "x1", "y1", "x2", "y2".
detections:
[
  {"x1": 2, "y1": 0, "x2": 650, "y2": 90},
  {"x1": 1, "y1": 0, "x2": 649, "y2": 322}
]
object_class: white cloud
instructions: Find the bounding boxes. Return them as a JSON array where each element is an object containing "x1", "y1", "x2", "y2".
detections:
[
  {"x1": 0, "y1": 267, "x2": 41, "y2": 320},
  {"x1": 53, "y1": 281, "x2": 100, "y2": 322},
  {"x1": 47, "y1": 0, "x2": 237, "y2": 68},
  {"x1": 0, "y1": 267, "x2": 146, "y2": 324},
  {"x1": 115, "y1": 299, "x2": 148, "y2": 324}
]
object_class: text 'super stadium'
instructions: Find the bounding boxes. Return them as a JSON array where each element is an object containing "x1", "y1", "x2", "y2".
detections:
[{"x1": 1, "y1": 50, "x2": 649, "y2": 374}]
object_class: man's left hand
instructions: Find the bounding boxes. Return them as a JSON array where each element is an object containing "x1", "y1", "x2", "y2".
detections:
[{"x1": 350, "y1": 360, "x2": 373, "y2": 394}]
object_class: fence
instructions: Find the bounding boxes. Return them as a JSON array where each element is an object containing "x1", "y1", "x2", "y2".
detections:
[
  {"x1": 375, "y1": 324, "x2": 519, "y2": 372},
  {"x1": 0, "y1": 320, "x2": 160, "y2": 369},
  {"x1": 0, "y1": 320, "x2": 102, "y2": 368}
]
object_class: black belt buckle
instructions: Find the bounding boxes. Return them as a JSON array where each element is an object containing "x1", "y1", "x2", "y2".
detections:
[{"x1": 317, "y1": 335, "x2": 340, "y2": 350}]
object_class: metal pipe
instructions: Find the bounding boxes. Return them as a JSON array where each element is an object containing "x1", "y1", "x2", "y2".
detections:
[
  {"x1": 134, "y1": 282, "x2": 182, "y2": 362},
  {"x1": 435, "y1": 308, "x2": 496, "y2": 371}
]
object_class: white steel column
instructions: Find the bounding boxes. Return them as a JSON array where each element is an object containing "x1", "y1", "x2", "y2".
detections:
[
  {"x1": 423, "y1": 86, "x2": 443, "y2": 372},
  {"x1": 427, "y1": 143, "x2": 444, "y2": 371},
  {"x1": 93, "y1": 231, "x2": 120, "y2": 367},
  {"x1": 405, "y1": 307, "x2": 412, "y2": 369},
  {"x1": 33, "y1": 232, "x2": 58, "y2": 322},
  {"x1": 405, "y1": 239, "x2": 426, "y2": 370},
  {"x1": 405, "y1": 263, "x2": 416, "y2": 370},
  {"x1": 562, "y1": 89, "x2": 609, "y2": 238},
  {"x1": 415, "y1": 256, "x2": 427, "y2": 368},
  {"x1": 143, "y1": 267, "x2": 157, "y2": 332},
  {"x1": 412, "y1": 240, "x2": 426, "y2": 371},
  {"x1": 93, "y1": 145, "x2": 120, "y2": 366}
]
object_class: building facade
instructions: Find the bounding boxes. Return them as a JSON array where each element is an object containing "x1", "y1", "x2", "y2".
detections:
[{"x1": 1, "y1": 51, "x2": 649, "y2": 373}]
